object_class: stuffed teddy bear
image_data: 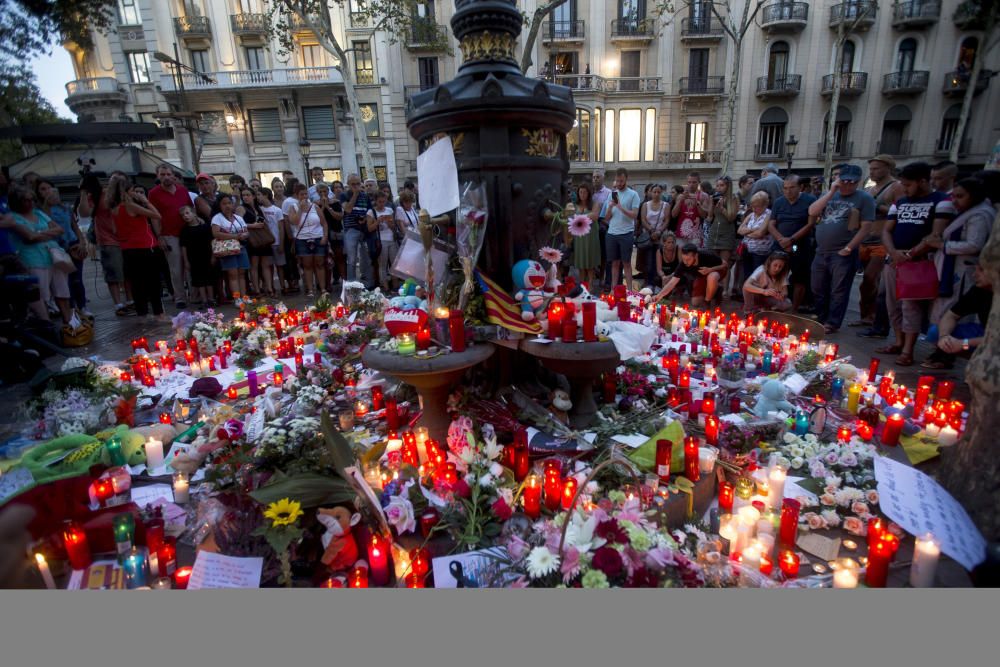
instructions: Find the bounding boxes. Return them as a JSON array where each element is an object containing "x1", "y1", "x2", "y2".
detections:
[
  {"x1": 512, "y1": 259, "x2": 549, "y2": 321},
  {"x1": 752, "y1": 379, "x2": 796, "y2": 418},
  {"x1": 550, "y1": 389, "x2": 572, "y2": 426},
  {"x1": 316, "y1": 506, "x2": 361, "y2": 571}
]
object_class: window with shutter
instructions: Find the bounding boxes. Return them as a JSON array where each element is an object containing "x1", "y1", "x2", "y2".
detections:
[
  {"x1": 249, "y1": 108, "x2": 282, "y2": 142},
  {"x1": 302, "y1": 106, "x2": 336, "y2": 140},
  {"x1": 199, "y1": 112, "x2": 230, "y2": 145}
]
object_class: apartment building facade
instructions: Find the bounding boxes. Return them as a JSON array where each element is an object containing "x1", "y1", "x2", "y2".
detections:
[{"x1": 61, "y1": 1, "x2": 998, "y2": 190}]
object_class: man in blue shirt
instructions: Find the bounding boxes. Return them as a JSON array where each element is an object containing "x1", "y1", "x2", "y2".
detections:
[
  {"x1": 599, "y1": 167, "x2": 640, "y2": 289},
  {"x1": 807, "y1": 163, "x2": 876, "y2": 334},
  {"x1": 878, "y1": 161, "x2": 956, "y2": 366},
  {"x1": 339, "y1": 173, "x2": 374, "y2": 288},
  {"x1": 766, "y1": 175, "x2": 817, "y2": 312}
]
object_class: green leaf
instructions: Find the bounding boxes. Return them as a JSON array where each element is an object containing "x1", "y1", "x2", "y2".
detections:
[
  {"x1": 320, "y1": 410, "x2": 359, "y2": 480},
  {"x1": 673, "y1": 477, "x2": 695, "y2": 494},
  {"x1": 249, "y1": 472, "x2": 355, "y2": 508}
]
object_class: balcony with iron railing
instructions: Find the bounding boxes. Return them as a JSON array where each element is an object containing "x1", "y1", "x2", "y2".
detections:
[
  {"x1": 230, "y1": 13, "x2": 267, "y2": 35},
  {"x1": 891, "y1": 1, "x2": 940, "y2": 28},
  {"x1": 942, "y1": 69, "x2": 993, "y2": 97},
  {"x1": 680, "y1": 17, "x2": 724, "y2": 40},
  {"x1": 657, "y1": 150, "x2": 723, "y2": 166},
  {"x1": 754, "y1": 144, "x2": 786, "y2": 161},
  {"x1": 816, "y1": 141, "x2": 854, "y2": 158},
  {"x1": 829, "y1": 1, "x2": 878, "y2": 30},
  {"x1": 541, "y1": 20, "x2": 586, "y2": 43},
  {"x1": 935, "y1": 136, "x2": 971, "y2": 156},
  {"x1": 406, "y1": 18, "x2": 448, "y2": 50},
  {"x1": 679, "y1": 76, "x2": 725, "y2": 95},
  {"x1": 350, "y1": 12, "x2": 370, "y2": 28},
  {"x1": 874, "y1": 139, "x2": 914, "y2": 157},
  {"x1": 760, "y1": 2, "x2": 809, "y2": 32},
  {"x1": 158, "y1": 67, "x2": 344, "y2": 92},
  {"x1": 821, "y1": 72, "x2": 868, "y2": 96},
  {"x1": 547, "y1": 74, "x2": 662, "y2": 94},
  {"x1": 289, "y1": 13, "x2": 320, "y2": 31},
  {"x1": 882, "y1": 70, "x2": 929, "y2": 95},
  {"x1": 756, "y1": 74, "x2": 801, "y2": 98},
  {"x1": 953, "y1": 2, "x2": 981, "y2": 30},
  {"x1": 65, "y1": 77, "x2": 129, "y2": 116},
  {"x1": 610, "y1": 17, "x2": 655, "y2": 42},
  {"x1": 174, "y1": 15, "x2": 211, "y2": 38}
]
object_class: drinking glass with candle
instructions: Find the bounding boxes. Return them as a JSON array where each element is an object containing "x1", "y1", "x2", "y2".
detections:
[
  {"x1": 910, "y1": 533, "x2": 940, "y2": 588},
  {"x1": 172, "y1": 472, "x2": 190, "y2": 504}
]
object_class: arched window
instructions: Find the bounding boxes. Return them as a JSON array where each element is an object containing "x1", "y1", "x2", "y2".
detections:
[
  {"x1": 822, "y1": 106, "x2": 852, "y2": 157},
  {"x1": 879, "y1": 105, "x2": 912, "y2": 156},
  {"x1": 958, "y1": 37, "x2": 978, "y2": 70},
  {"x1": 841, "y1": 40, "x2": 856, "y2": 73},
  {"x1": 768, "y1": 41, "x2": 790, "y2": 84},
  {"x1": 937, "y1": 104, "x2": 965, "y2": 153},
  {"x1": 757, "y1": 107, "x2": 788, "y2": 158},
  {"x1": 896, "y1": 38, "x2": 917, "y2": 73},
  {"x1": 568, "y1": 107, "x2": 591, "y2": 162}
]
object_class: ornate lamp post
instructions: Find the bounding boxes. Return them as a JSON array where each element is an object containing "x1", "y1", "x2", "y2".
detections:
[
  {"x1": 785, "y1": 134, "x2": 798, "y2": 176},
  {"x1": 299, "y1": 139, "x2": 312, "y2": 179}
]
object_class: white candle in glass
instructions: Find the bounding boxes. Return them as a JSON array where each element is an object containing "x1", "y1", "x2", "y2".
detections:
[
  {"x1": 145, "y1": 437, "x2": 164, "y2": 470},
  {"x1": 909, "y1": 533, "x2": 940, "y2": 588},
  {"x1": 414, "y1": 427, "x2": 430, "y2": 463},
  {"x1": 148, "y1": 551, "x2": 159, "y2": 578},
  {"x1": 734, "y1": 521, "x2": 753, "y2": 555},
  {"x1": 189, "y1": 362, "x2": 200, "y2": 378},
  {"x1": 200, "y1": 359, "x2": 210, "y2": 376},
  {"x1": 172, "y1": 472, "x2": 190, "y2": 504},
  {"x1": 741, "y1": 544, "x2": 762, "y2": 573},
  {"x1": 925, "y1": 422, "x2": 941, "y2": 438},
  {"x1": 833, "y1": 559, "x2": 859, "y2": 588},
  {"x1": 767, "y1": 465, "x2": 786, "y2": 511},
  {"x1": 937, "y1": 425, "x2": 959, "y2": 446},
  {"x1": 35, "y1": 553, "x2": 56, "y2": 589},
  {"x1": 738, "y1": 505, "x2": 761, "y2": 529},
  {"x1": 698, "y1": 447, "x2": 718, "y2": 473}
]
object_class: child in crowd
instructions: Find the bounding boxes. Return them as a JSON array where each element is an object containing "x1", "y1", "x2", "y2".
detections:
[
  {"x1": 742, "y1": 251, "x2": 792, "y2": 314},
  {"x1": 178, "y1": 205, "x2": 215, "y2": 307}
]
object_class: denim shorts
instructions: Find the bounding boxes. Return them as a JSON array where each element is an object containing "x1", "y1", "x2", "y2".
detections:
[
  {"x1": 295, "y1": 238, "x2": 328, "y2": 257},
  {"x1": 606, "y1": 232, "x2": 634, "y2": 263},
  {"x1": 219, "y1": 247, "x2": 250, "y2": 271}
]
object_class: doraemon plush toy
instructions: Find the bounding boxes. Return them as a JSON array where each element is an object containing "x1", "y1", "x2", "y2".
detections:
[{"x1": 512, "y1": 259, "x2": 548, "y2": 321}]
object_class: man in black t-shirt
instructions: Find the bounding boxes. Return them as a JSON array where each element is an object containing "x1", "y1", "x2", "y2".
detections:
[
  {"x1": 650, "y1": 244, "x2": 728, "y2": 307},
  {"x1": 922, "y1": 263, "x2": 992, "y2": 369},
  {"x1": 338, "y1": 173, "x2": 374, "y2": 288}
]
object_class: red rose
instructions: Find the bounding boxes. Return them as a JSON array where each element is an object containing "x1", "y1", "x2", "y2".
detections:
[
  {"x1": 627, "y1": 567, "x2": 659, "y2": 588},
  {"x1": 491, "y1": 497, "x2": 513, "y2": 521},
  {"x1": 595, "y1": 519, "x2": 628, "y2": 544},
  {"x1": 592, "y1": 546, "x2": 623, "y2": 579},
  {"x1": 453, "y1": 479, "x2": 471, "y2": 499}
]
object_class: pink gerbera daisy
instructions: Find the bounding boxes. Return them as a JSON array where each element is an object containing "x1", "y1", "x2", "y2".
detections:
[
  {"x1": 539, "y1": 246, "x2": 563, "y2": 263},
  {"x1": 568, "y1": 214, "x2": 593, "y2": 237}
]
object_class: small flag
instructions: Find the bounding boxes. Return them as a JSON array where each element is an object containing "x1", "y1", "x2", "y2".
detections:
[{"x1": 475, "y1": 270, "x2": 543, "y2": 335}]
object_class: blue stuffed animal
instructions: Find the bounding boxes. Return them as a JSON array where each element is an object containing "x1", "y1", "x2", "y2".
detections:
[
  {"x1": 753, "y1": 379, "x2": 796, "y2": 418},
  {"x1": 512, "y1": 259, "x2": 548, "y2": 321}
]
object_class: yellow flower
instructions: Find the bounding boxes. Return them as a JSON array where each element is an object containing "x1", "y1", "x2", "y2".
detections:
[{"x1": 264, "y1": 498, "x2": 303, "y2": 527}]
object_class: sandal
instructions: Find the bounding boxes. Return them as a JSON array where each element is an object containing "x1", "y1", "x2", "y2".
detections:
[
  {"x1": 895, "y1": 353, "x2": 914, "y2": 367},
  {"x1": 875, "y1": 344, "x2": 903, "y2": 355},
  {"x1": 921, "y1": 359, "x2": 952, "y2": 370},
  {"x1": 847, "y1": 319, "x2": 873, "y2": 328},
  {"x1": 823, "y1": 324, "x2": 839, "y2": 334}
]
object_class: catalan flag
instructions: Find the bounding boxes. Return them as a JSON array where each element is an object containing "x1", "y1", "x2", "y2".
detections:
[{"x1": 475, "y1": 270, "x2": 543, "y2": 335}]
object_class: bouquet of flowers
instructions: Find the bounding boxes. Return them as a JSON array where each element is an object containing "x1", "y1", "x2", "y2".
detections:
[
  {"x1": 293, "y1": 385, "x2": 328, "y2": 414},
  {"x1": 717, "y1": 355, "x2": 747, "y2": 389},
  {"x1": 175, "y1": 309, "x2": 227, "y2": 354},
  {"x1": 233, "y1": 327, "x2": 278, "y2": 370},
  {"x1": 28, "y1": 388, "x2": 117, "y2": 439},
  {"x1": 456, "y1": 182, "x2": 488, "y2": 309},
  {"x1": 717, "y1": 415, "x2": 785, "y2": 458},
  {"x1": 252, "y1": 415, "x2": 328, "y2": 475}
]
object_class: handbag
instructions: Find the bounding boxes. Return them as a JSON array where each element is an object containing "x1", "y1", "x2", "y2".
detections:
[
  {"x1": 212, "y1": 239, "x2": 242, "y2": 257},
  {"x1": 248, "y1": 224, "x2": 276, "y2": 249},
  {"x1": 48, "y1": 245, "x2": 75, "y2": 272},
  {"x1": 895, "y1": 259, "x2": 939, "y2": 301}
]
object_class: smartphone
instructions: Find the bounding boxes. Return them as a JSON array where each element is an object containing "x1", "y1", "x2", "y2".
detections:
[{"x1": 612, "y1": 191, "x2": 619, "y2": 203}]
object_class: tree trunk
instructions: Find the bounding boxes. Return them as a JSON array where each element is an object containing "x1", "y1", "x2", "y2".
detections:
[
  {"x1": 721, "y1": 39, "x2": 741, "y2": 175},
  {"x1": 950, "y1": 15, "x2": 997, "y2": 162},
  {"x1": 823, "y1": 19, "x2": 846, "y2": 183},
  {"x1": 936, "y1": 208, "x2": 1000, "y2": 543},
  {"x1": 520, "y1": 2, "x2": 568, "y2": 75}
]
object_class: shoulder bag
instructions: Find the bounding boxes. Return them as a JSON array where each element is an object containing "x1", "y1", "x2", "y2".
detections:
[
  {"x1": 248, "y1": 213, "x2": 276, "y2": 249},
  {"x1": 212, "y1": 217, "x2": 244, "y2": 257},
  {"x1": 895, "y1": 259, "x2": 939, "y2": 301}
]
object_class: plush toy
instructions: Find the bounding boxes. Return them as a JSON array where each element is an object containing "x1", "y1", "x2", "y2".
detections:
[
  {"x1": 753, "y1": 379, "x2": 796, "y2": 418},
  {"x1": 512, "y1": 259, "x2": 549, "y2": 321},
  {"x1": 550, "y1": 389, "x2": 572, "y2": 426},
  {"x1": 390, "y1": 279, "x2": 425, "y2": 310},
  {"x1": 316, "y1": 506, "x2": 361, "y2": 571},
  {"x1": 94, "y1": 425, "x2": 148, "y2": 466}
]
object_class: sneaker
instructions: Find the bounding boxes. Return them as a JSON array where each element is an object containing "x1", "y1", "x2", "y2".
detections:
[
  {"x1": 857, "y1": 328, "x2": 889, "y2": 339},
  {"x1": 176, "y1": 300, "x2": 187, "y2": 310},
  {"x1": 115, "y1": 303, "x2": 127, "y2": 316}
]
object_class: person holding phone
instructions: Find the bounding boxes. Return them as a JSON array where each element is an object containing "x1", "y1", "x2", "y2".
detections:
[
  {"x1": 599, "y1": 167, "x2": 640, "y2": 289},
  {"x1": 672, "y1": 171, "x2": 712, "y2": 248}
]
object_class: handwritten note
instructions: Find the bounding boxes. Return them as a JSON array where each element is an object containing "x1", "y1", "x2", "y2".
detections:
[
  {"x1": 416, "y1": 134, "x2": 460, "y2": 217},
  {"x1": 130, "y1": 484, "x2": 174, "y2": 507},
  {"x1": 874, "y1": 456, "x2": 987, "y2": 571},
  {"x1": 187, "y1": 551, "x2": 263, "y2": 589},
  {"x1": 244, "y1": 405, "x2": 266, "y2": 443}
]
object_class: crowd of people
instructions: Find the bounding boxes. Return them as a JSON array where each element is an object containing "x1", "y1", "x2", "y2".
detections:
[{"x1": 564, "y1": 159, "x2": 999, "y2": 370}]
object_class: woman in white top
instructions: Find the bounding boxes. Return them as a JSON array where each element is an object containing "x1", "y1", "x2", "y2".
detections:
[
  {"x1": 369, "y1": 190, "x2": 403, "y2": 291},
  {"x1": 211, "y1": 193, "x2": 250, "y2": 299},
  {"x1": 742, "y1": 250, "x2": 792, "y2": 314},
  {"x1": 737, "y1": 191, "x2": 773, "y2": 276},
  {"x1": 395, "y1": 190, "x2": 419, "y2": 233},
  {"x1": 287, "y1": 182, "x2": 328, "y2": 297},
  {"x1": 639, "y1": 184, "x2": 670, "y2": 289},
  {"x1": 256, "y1": 188, "x2": 284, "y2": 297}
]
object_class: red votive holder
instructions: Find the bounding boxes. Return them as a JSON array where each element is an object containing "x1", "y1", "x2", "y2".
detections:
[
  {"x1": 779, "y1": 498, "x2": 800, "y2": 548},
  {"x1": 936, "y1": 380, "x2": 954, "y2": 400},
  {"x1": 561, "y1": 477, "x2": 578, "y2": 511},
  {"x1": 173, "y1": 566, "x2": 192, "y2": 589},
  {"x1": 779, "y1": 550, "x2": 799, "y2": 579},
  {"x1": 62, "y1": 521, "x2": 91, "y2": 571},
  {"x1": 349, "y1": 566, "x2": 369, "y2": 589},
  {"x1": 865, "y1": 537, "x2": 893, "y2": 588},
  {"x1": 683, "y1": 436, "x2": 700, "y2": 482},
  {"x1": 582, "y1": 301, "x2": 597, "y2": 342},
  {"x1": 882, "y1": 413, "x2": 904, "y2": 447},
  {"x1": 718, "y1": 481, "x2": 734, "y2": 513},
  {"x1": 523, "y1": 474, "x2": 542, "y2": 519},
  {"x1": 704, "y1": 415, "x2": 719, "y2": 446},
  {"x1": 371, "y1": 386, "x2": 384, "y2": 411},
  {"x1": 420, "y1": 509, "x2": 440, "y2": 538},
  {"x1": 368, "y1": 534, "x2": 390, "y2": 587},
  {"x1": 655, "y1": 439, "x2": 672, "y2": 482}
]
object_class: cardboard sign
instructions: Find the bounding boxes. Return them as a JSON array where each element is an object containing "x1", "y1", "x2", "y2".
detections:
[{"x1": 383, "y1": 307, "x2": 429, "y2": 336}]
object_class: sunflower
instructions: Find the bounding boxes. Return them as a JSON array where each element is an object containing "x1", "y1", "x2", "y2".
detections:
[{"x1": 264, "y1": 498, "x2": 303, "y2": 527}]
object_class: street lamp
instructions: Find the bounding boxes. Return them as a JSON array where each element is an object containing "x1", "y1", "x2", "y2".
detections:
[
  {"x1": 785, "y1": 134, "x2": 798, "y2": 176},
  {"x1": 299, "y1": 139, "x2": 312, "y2": 180}
]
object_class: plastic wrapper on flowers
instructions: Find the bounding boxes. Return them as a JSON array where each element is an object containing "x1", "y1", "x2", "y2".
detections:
[{"x1": 456, "y1": 181, "x2": 488, "y2": 309}]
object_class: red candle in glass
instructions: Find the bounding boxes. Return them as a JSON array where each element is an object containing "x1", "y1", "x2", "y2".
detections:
[
  {"x1": 415, "y1": 327, "x2": 431, "y2": 351},
  {"x1": 704, "y1": 415, "x2": 719, "y2": 446},
  {"x1": 514, "y1": 449, "x2": 530, "y2": 482},
  {"x1": 913, "y1": 384, "x2": 932, "y2": 416},
  {"x1": 603, "y1": 373, "x2": 616, "y2": 403},
  {"x1": 688, "y1": 398, "x2": 701, "y2": 421},
  {"x1": 718, "y1": 481, "x2": 734, "y2": 513},
  {"x1": 882, "y1": 413, "x2": 904, "y2": 447},
  {"x1": 582, "y1": 302, "x2": 597, "y2": 341},
  {"x1": 384, "y1": 397, "x2": 399, "y2": 431},
  {"x1": 547, "y1": 301, "x2": 564, "y2": 339},
  {"x1": 157, "y1": 538, "x2": 178, "y2": 577},
  {"x1": 856, "y1": 421, "x2": 874, "y2": 442},
  {"x1": 759, "y1": 552, "x2": 774, "y2": 577},
  {"x1": 655, "y1": 439, "x2": 672, "y2": 482},
  {"x1": 837, "y1": 425, "x2": 851, "y2": 442},
  {"x1": 371, "y1": 386, "x2": 384, "y2": 411},
  {"x1": 779, "y1": 498, "x2": 800, "y2": 548},
  {"x1": 448, "y1": 310, "x2": 466, "y2": 352},
  {"x1": 683, "y1": 436, "x2": 700, "y2": 482},
  {"x1": 937, "y1": 380, "x2": 954, "y2": 400},
  {"x1": 865, "y1": 537, "x2": 893, "y2": 588},
  {"x1": 561, "y1": 477, "x2": 579, "y2": 511},
  {"x1": 405, "y1": 573, "x2": 426, "y2": 588},
  {"x1": 867, "y1": 517, "x2": 886, "y2": 549},
  {"x1": 562, "y1": 316, "x2": 578, "y2": 343},
  {"x1": 544, "y1": 473, "x2": 562, "y2": 511},
  {"x1": 523, "y1": 474, "x2": 542, "y2": 519},
  {"x1": 92, "y1": 478, "x2": 114, "y2": 506},
  {"x1": 173, "y1": 566, "x2": 192, "y2": 589},
  {"x1": 349, "y1": 566, "x2": 369, "y2": 589},
  {"x1": 678, "y1": 370, "x2": 690, "y2": 389},
  {"x1": 120, "y1": 372, "x2": 132, "y2": 383},
  {"x1": 227, "y1": 386, "x2": 238, "y2": 400},
  {"x1": 62, "y1": 521, "x2": 91, "y2": 570},
  {"x1": 702, "y1": 392, "x2": 716, "y2": 415},
  {"x1": 420, "y1": 509, "x2": 440, "y2": 537},
  {"x1": 667, "y1": 387, "x2": 680, "y2": 407},
  {"x1": 729, "y1": 396, "x2": 741, "y2": 414},
  {"x1": 368, "y1": 534, "x2": 390, "y2": 586},
  {"x1": 409, "y1": 547, "x2": 430, "y2": 578},
  {"x1": 779, "y1": 550, "x2": 799, "y2": 579}
]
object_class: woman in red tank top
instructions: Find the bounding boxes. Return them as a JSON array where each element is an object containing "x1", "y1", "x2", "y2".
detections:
[{"x1": 108, "y1": 179, "x2": 165, "y2": 318}]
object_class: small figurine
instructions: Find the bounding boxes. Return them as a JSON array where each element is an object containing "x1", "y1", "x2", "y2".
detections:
[
  {"x1": 316, "y1": 506, "x2": 361, "y2": 571},
  {"x1": 550, "y1": 389, "x2": 572, "y2": 426},
  {"x1": 753, "y1": 379, "x2": 796, "y2": 418}
]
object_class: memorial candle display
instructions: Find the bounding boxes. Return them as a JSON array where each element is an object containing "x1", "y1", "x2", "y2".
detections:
[
  {"x1": 122, "y1": 548, "x2": 149, "y2": 589},
  {"x1": 62, "y1": 521, "x2": 91, "y2": 570},
  {"x1": 779, "y1": 498, "x2": 800, "y2": 548},
  {"x1": 174, "y1": 566, "x2": 192, "y2": 590},
  {"x1": 718, "y1": 481, "x2": 734, "y2": 513},
  {"x1": 449, "y1": 309, "x2": 466, "y2": 352},
  {"x1": 582, "y1": 301, "x2": 597, "y2": 341},
  {"x1": 683, "y1": 436, "x2": 700, "y2": 482},
  {"x1": 865, "y1": 537, "x2": 894, "y2": 588},
  {"x1": 936, "y1": 380, "x2": 954, "y2": 400},
  {"x1": 909, "y1": 533, "x2": 940, "y2": 588},
  {"x1": 523, "y1": 474, "x2": 542, "y2": 519},
  {"x1": 367, "y1": 534, "x2": 390, "y2": 586},
  {"x1": 704, "y1": 415, "x2": 719, "y2": 446},
  {"x1": 779, "y1": 550, "x2": 799, "y2": 579},
  {"x1": 35, "y1": 554, "x2": 56, "y2": 590},
  {"x1": 561, "y1": 477, "x2": 578, "y2": 511},
  {"x1": 655, "y1": 439, "x2": 672, "y2": 482},
  {"x1": 882, "y1": 413, "x2": 904, "y2": 447},
  {"x1": 349, "y1": 566, "x2": 369, "y2": 588},
  {"x1": 173, "y1": 472, "x2": 190, "y2": 504},
  {"x1": 767, "y1": 466, "x2": 786, "y2": 511},
  {"x1": 847, "y1": 383, "x2": 861, "y2": 414}
]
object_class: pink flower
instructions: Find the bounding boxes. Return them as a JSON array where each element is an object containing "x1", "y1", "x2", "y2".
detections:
[
  {"x1": 508, "y1": 575, "x2": 529, "y2": 588},
  {"x1": 851, "y1": 501, "x2": 870, "y2": 518},
  {"x1": 568, "y1": 214, "x2": 593, "y2": 237},
  {"x1": 804, "y1": 513, "x2": 826, "y2": 530},
  {"x1": 866, "y1": 489, "x2": 879, "y2": 505},
  {"x1": 843, "y1": 516, "x2": 866, "y2": 535},
  {"x1": 561, "y1": 546, "x2": 582, "y2": 583},
  {"x1": 820, "y1": 493, "x2": 837, "y2": 506},
  {"x1": 645, "y1": 546, "x2": 676, "y2": 570},
  {"x1": 507, "y1": 534, "x2": 530, "y2": 561},
  {"x1": 539, "y1": 246, "x2": 563, "y2": 263}
]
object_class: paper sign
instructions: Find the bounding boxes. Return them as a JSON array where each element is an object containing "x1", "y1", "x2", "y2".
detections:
[
  {"x1": 431, "y1": 546, "x2": 510, "y2": 588},
  {"x1": 67, "y1": 560, "x2": 125, "y2": 590},
  {"x1": 416, "y1": 134, "x2": 460, "y2": 217},
  {"x1": 611, "y1": 433, "x2": 651, "y2": 449},
  {"x1": 797, "y1": 533, "x2": 842, "y2": 562},
  {"x1": 782, "y1": 373, "x2": 809, "y2": 395},
  {"x1": 874, "y1": 456, "x2": 987, "y2": 570},
  {"x1": 188, "y1": 551, "x2": 263, "y2": 589},
  {"x1": 130, "y1": 484, "x2": 174, "y2": 507},
  {"x1": 244, "y1": 405, "x2": 266, "y2": 443}
]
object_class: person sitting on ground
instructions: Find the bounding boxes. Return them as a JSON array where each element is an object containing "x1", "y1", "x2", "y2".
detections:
[
  {"x1": 743, "y1": 251, "x2": 792, "y2": 314},
  {"x1": 922, "y1": 261, "x2": 992, "y2": 370},
  {"x1": 649, "y1": 243, "x2": 727, "y2": 308}
]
